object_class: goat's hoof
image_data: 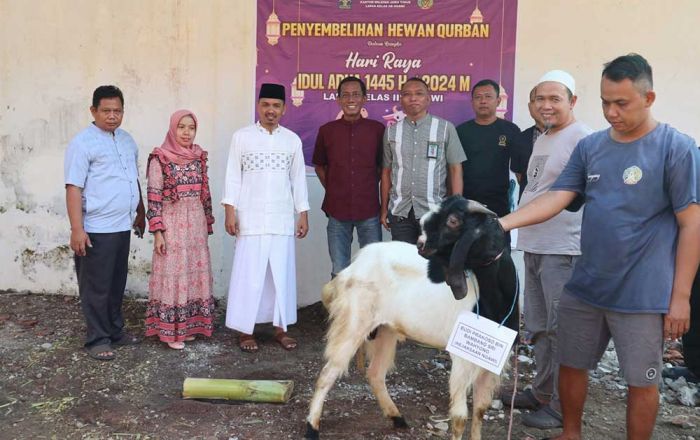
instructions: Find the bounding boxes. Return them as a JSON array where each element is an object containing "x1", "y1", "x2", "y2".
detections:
[
  {"x1": 392, "y1": 416, "x2": 408, "y2": 429},
  {"x1": 304, "y1": 421, "x2": 320, "y2": 439}
]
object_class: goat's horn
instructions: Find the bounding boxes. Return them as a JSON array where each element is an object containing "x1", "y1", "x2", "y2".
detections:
[{"x1": 465, "y1": 200, "x2": 497, "y2": 217}]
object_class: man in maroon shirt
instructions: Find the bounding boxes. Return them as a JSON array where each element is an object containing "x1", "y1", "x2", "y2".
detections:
[{"x1": 313, "y1": 76, "x2": 385, "y2": 278}]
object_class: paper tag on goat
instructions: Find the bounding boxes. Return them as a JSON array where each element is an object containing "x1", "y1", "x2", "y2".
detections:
[{"x1": 446, "y1": 311, "x2": 517, "y2": 375}]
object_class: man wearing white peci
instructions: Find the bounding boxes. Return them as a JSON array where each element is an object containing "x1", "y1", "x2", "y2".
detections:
[{"x1": 506, "y1": 70, "x2": 592, "y2": 430}]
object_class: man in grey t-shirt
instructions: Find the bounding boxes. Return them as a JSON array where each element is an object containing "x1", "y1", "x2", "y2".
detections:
[
  {"x1": 500, "y1": 54, "x2": 700, "y2": 440},
  {"x1": 508, "y1": 70, "x2": 592, "y2": 429}
]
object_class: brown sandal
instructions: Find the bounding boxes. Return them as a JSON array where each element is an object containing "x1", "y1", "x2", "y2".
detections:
[
  {"x1": 274, "y1": 332, "x2": 297, "y2": 351},
  {"x1": 239, "y1": 334, "x2": 259, "y2": 353}
]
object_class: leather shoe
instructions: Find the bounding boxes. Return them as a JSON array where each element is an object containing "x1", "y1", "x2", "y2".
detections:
[
  {"x1": 522, "y1": 404, "x2": 563, "y2": 429},
  {"x1": 501, "y1": 388, "x2": 545, "y2": 410},
  {"x1": 662, "y1": 366, "x2": 699, "y2": 384}
]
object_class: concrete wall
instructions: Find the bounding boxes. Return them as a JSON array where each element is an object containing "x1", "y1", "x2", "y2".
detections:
[
  {"x1": 1, "y1": 0, "x2": 698, "y2": 306},
  {"x1": 0, "y1": 0, "x2": 258, "y2": 297},
  {"x1": 512, "y1": 0, "x2": 700, "y2": 138}
]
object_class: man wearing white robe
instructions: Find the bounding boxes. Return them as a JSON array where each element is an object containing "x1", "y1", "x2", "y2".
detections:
[{"x1": 222, "y1": 83, "x2": 309, "y2": 352}]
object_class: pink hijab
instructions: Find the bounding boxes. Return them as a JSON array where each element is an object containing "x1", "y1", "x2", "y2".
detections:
[{"x1": 151, "y1": 109, "x2": 204, "y2": 165}]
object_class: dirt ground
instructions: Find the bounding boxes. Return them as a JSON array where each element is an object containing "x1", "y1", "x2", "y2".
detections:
[{"x1": 1, "y1": 291, "x2": 698, "y2": 440}]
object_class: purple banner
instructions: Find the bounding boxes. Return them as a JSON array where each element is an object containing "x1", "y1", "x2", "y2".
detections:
[{"x1": 256, "y1": 0, "x2": 518, "y2": 164}]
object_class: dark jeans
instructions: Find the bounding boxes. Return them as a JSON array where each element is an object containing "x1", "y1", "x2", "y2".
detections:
[
  {"x1": 684, "y1": 269, "x2": 700, "y2": 376},
  {"x1": 389, "y1": 208, "x2": 422, "y2": 245},
  {"x1": 74, "y1": 231, "x2": 130, "y2": 348}
]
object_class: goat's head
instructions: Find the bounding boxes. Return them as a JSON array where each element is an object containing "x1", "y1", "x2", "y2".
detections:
[{"x1": 418, "y1": 196, "x2": 506, "y2": 300}]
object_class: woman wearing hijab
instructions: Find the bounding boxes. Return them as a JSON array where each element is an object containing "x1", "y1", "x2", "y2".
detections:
[{"x1": 145, "y1": 110, "x2": 215, "y2": 349}]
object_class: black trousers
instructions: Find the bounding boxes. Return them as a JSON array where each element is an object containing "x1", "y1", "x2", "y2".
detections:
[
  {"x1": 389, "y1": 208, "x2": 421, "y2": 245},
  {"x1": 684, "y1": 268, "x2": 700, "y2": 376},
  {"x1": 74, "y1": 231, "x2": 130, "y2": 348}
]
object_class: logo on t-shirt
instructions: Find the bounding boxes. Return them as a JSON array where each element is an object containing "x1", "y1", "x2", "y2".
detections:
[
  {"x1": 498, "y1": 135, "x2": 507, "y2": 147},
  {"x1": 526, "y1": 155, "x2": 547, "y2": 193},
  {"x1": 623, "y1": 166, "x2": 643, "y2": 185}
]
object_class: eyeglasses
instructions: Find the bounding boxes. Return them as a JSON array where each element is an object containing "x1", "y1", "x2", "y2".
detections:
[{"x1": 339, "y1": 92, "x2": 363, "y2": 100}]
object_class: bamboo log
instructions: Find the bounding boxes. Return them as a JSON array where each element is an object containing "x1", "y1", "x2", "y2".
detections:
[{"x1": 182, "y1": 378, "x2": 294, "y2": 403}]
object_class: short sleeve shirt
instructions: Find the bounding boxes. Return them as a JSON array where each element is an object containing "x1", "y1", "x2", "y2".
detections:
[
  {"x1": 312, "y1": 117, "x2": 384, "y2": 221},
  {"x1": 551, "y1": 123, "x2": 700, "y2": 313},
  {"x1": 517, "y1": 121, "x2": 593, "y2": 255},
  {"x1": 383, "y1": 114, "x2": 466, "y2": 219},
  {"x1": 456, "y1": 118, "x2": 521, "y2": 217},
  {"x1": 64, "y1": 123, "x2": 141, "y2": 233}
]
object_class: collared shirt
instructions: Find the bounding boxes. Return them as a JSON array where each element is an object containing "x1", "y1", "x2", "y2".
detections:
[
  {"x1": 383, "y1": 114, "x2": 465, "y2": 219},
  {"x1": 312, "y1": 117, "x2": 384, "y2": 221},
  {"x1": 64, "y1": 123, "x2": 140, "y2": 233},
  {"x1": 222, "y1": 122, "x2": 310, "y2": 236}
]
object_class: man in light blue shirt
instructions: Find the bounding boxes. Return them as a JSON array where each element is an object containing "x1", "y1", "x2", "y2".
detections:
[{"x1": 64, "y1": 85, "x2": 145, "y2": 361}]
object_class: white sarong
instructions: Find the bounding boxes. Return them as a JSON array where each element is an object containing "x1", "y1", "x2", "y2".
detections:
[{"x1": 225, "y1": 234, "x2": 297, "y2": 334}]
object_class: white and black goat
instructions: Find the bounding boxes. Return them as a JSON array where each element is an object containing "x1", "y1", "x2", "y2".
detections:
[
  {"x1": 305, "y1": 196, "x2": 519, "y2": 440},
  {"x1": 419, "y1": 195, "x2": 519, "y2": 331}
]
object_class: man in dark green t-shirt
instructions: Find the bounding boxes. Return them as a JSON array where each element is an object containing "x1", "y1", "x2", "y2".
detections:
[{"x1": 456, "y1": 79, "x2": 521, "y2": 218}]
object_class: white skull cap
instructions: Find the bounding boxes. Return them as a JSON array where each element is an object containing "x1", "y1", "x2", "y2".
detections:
[{"x1": 538, "y1": 70, "x2": 575, "y2": 95}]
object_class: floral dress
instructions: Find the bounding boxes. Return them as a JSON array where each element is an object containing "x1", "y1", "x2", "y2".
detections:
[{"x1": 145, "y1": 154, "x2": 215, "y2": 342}]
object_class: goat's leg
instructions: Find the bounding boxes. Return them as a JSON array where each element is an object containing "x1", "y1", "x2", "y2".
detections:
[
  {"x1": 306, "y1": 329, "x2": 369, "y2": 439},
  {"x1": 365, "y1": 327, "x2": 407, "y2": 429},
  {"x1": 448, "y1": 358, "x2": 481, "y2": 440},
  {"x1": 469, "y1": 369, "x2": 500, "y2": 440}
]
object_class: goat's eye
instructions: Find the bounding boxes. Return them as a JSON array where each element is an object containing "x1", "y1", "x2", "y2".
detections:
[{"x1": 446, "y1": 214, "x2": 461, "y2": 229}]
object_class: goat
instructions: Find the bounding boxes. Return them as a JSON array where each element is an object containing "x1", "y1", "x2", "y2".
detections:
[
  {"x1": 419, "y1": 195, "x2": 519, "y2": 332},
  {"x1": 305, "y1": 196, "x2": 518, "y2": 440}
]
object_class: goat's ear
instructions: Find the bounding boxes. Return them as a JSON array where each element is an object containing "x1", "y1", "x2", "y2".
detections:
[
  {"x1": 427, "y1": 259, "x2": 446, "y2": 284},
  {"x1": 448, "y1": 229, "x2": 480, "y2": 274},
  {"x1": 446, "y1": 271, "x2": 468, "y2": 300},
  {"x1": 446, "y1": 230, "x2": 480, "y2": 300}
]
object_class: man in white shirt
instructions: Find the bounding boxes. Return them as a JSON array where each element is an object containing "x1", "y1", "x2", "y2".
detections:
[{"x1": 222, "y1": 83, "x2": 310, "y2": 353}]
